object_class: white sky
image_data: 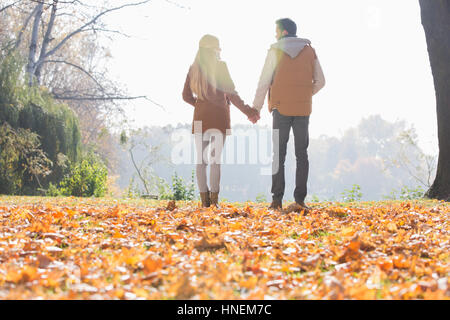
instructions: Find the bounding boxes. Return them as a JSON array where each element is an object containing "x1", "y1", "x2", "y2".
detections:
[{"x1": 105, "y1": 0, "x2": 438, "y2": 154}]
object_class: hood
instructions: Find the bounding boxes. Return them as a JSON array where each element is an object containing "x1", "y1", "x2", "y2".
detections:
[{"x1": 270, "y1": 37, "x2": 311, "y2": 58}]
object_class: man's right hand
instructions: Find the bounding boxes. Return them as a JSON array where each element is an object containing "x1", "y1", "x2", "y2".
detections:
[{"x1": 248, "y1": 108, "x2": 260, "y2": 124}]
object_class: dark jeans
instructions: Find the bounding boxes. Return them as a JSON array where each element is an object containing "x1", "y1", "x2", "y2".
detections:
[{"x1": 271, "y1": 109, "x2": 309, "y2": 203}]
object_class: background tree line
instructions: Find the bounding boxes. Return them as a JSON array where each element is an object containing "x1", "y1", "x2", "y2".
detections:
[
  {"x1": 116, "y1": 116, "x2": 437, "y2": 202},
  {"x1": 0, "y1": 0, "x2": 448, "y2": 201},
  {"x1": 0, "y1": 0, "x2": 151, "y2": 196}
]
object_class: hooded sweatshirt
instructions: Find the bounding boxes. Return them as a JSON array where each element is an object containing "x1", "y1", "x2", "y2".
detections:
[{"x1": 252, "y1": 36, "x2": 325, "y2": 113}]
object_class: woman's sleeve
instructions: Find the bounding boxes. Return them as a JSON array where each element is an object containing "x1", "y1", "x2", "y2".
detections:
[
  {"x1": 218, "y1": 62, "x2": 254, "y2": 117},
  {"x1": 182, "y1": 68, "x2": 197, "y2": 107}
]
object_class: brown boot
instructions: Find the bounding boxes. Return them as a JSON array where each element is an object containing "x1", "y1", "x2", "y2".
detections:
[
  {"x1": 210, "y1": 192, "x2": 219, "y2": 208},
  {"x1": 283, "y1": 202, "x2": 309, "y2": 214},
  {"x1": 269, "y1": 199, "x2": 282, "y2": 210},
  {"x1": 296, "y1": 201, "x2": 311, "y2": 212},
  {"x1": 200, "y1": 192, "x2": 210, "y2": 208}
]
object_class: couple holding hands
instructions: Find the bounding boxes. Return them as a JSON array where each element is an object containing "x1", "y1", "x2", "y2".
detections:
[{"x1": 182, "y1": 18, "x2": 325, "y2": 211}]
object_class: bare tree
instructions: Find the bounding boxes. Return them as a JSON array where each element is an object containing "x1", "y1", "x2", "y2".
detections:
[
  {"x1": 390, "y1": 128, "x2": 437, "y2": 189},
  {"x1": 22, "y1": 0, "x2": 151, "y2": 85},
  {"x1": 120, "y1": 128, "x2": 165, "y2": 197},
  {"x1": 1, "y1": 0, "x2": 164, "y2": 174}
]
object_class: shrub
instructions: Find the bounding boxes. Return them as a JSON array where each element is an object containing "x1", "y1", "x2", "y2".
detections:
[
  {"x1": 384, "y1": 185, "x2": 425, "y2": 201},
  {"x1": 255, "y1": 192, "x2": 267, "y2": 203},
  {"x1": 341, "y1": 184, "x2": 363, "y2": 202},
  {"x1": 0, "y1": 122, "x2": 52, "y2": 194},
  {"x1": 156, "y1": 177, "x2": 173, "y2": 200},
  {"x1": 399, "y1": 186, "x2": 425, "y2": 200},
  {"x1": 172, "y1": 171, "x2": 195, "y2": 201},
  {"x1": 158, "y1": 171, "x2": 196, "y2": 201},
  {"x1": 47, "y1": 153, "x2": 107, "y2": 197},
  {"x1": 0, "y1": 52, "x2": 81, "y2": 194}
]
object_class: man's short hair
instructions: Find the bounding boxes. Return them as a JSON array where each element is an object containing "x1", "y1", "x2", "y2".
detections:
[{"x1": 276, "y1": 18, "x2": 297, "y2": 36}]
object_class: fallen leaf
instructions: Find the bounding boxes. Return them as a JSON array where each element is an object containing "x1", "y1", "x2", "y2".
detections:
[
  {"x1": 142, "y1": 256, "x2": 163, "y2": 274},
  {"x1": 166, "y1": 200, "x2": 177, "y2": 211},
  {"x1": 194, "y1": 236, "x2": 226, "y2": 252},
  {"x1": 37, "y1": 254, "x2": 54, "y2": 268}
]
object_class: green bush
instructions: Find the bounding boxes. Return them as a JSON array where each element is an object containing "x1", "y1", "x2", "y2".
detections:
[
  {"x1": 158, "y1": 171, "x2": 195, "y2": 201},
  {"x1": 255, "y1": 192, "x2": 267, "y2": 203},
  {"x1": 156, "y1": 177, "x2": 173, "y2": 200},
  {"x1": 341, "y1": 184, "x2": 363, "y2": 202},
  {"x1": 47, "y1": 153, "x2": 107, "y2": 197},
  {"x1": 384, "y1": 185, "x2": 425, "y2": 200},
  {"x1": 172, "y1": 171, "x2": 195, "y2": 200},
  {"x1": 0, "y1": 122, "x2": 52, "y2": 194},
  {"x1": 0, "y1": 52, "x2": 81, "y2": 194}
]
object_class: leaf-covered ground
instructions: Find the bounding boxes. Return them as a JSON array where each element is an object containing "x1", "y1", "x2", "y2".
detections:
[{"x1": 0, "y1": 196, "x2": 449, "y2": 300}]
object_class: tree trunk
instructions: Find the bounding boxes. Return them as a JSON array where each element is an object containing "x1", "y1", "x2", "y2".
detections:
[
  {"x1": 35, "y1": 1, "x2": 58, "y2": 83},
  {"x1": 419, "y1": 0, "x2": 450, "y2": 201},
  {"x1": 26, "y1": 3, "x2": 43, "y2": 86}
]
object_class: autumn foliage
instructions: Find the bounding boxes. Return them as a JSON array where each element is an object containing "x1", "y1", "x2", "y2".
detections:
[{"x1": 0, "y1": 197, "x2": 448, "y2": 299}]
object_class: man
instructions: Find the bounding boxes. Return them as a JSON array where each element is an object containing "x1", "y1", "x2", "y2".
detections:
[{"x1": 250, "y1": 18, "x2": 325, "y2": 210}]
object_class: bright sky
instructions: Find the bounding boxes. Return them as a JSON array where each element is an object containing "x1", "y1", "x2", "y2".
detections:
[{"x1": 105, "y1": 0, "x2": 438, "y2": 154}]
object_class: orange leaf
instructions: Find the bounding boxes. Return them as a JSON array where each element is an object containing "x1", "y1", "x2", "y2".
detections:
[
  {"x1": 229, "y1": 222, "x2": 244, "y2": 231},
  {"x1": 348, "y1": 239, "x2": 361, "y2": 252},
  {"x1": 113, "y1": 231, "x2": 125, "y2": 238},
  {"x1": 386, "y1": 222, "x2": 397, "y2": 233},
  {"x1": 143, "y1": 256, "x2": 163, "y2": 274},
  {"x1": 341, "y1": 226, "x2": 356, "y2": 237},
  {"x1": 20, "y1": 266, "x2": 38, "y2": 283},
  {"x1": 393, "y1": 256, "x2": 411, "y2": 269},
  {"x1": 379, "y1": 260, "x2": 393, "y2": 272},
  {"x1": 52, "y1": 211, "x2": 64, "y2": 219},
  {"x1": 239, "y1": 276, "x2": 258, "y2": 289}
]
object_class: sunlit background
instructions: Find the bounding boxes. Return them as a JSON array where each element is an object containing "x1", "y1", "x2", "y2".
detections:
[{"x1": 105, "y1": 0, "x2": 437, "y2": 154}]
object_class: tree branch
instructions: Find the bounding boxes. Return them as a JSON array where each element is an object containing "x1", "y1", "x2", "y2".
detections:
[
  {"x1": 29, "y1": 0, "x2": 81, "y2": 4},
  {"x1": 43, "y1": 0, "x2": 152, "y2": 59},
  {"x1": 41, "y1": 59, "x2": 105, "y2": 90},
  {"x1": 52, "y1": 94, "x2": 148, "y2": 101},
  {"x1": 397, "y1": 156, "x2": 429, "y2": 188},
  {"x1": 129, "y1": 145, "x2": 150, "y2": 194},
  {"x1": 0, "y1": 0, "x2": 21, "y2": 13},
  {"x1": 164, "y1": 0, "x2": 190, "y2": 10},
  {"x1": 89, "y1": 26, "x2": 132, "y2": 39},
  {"x1": 14, "y1": 6, "x2": 39, "y2": 50},
  {"x1": 35, "y1": 0, "x2": 58, "y2": 82},
  {"x1": 142, "y1": 96, "x2": 165, "y2": 110},
  {"x1": 52, "y1": 91, "x2": 165, "y2": 110}
]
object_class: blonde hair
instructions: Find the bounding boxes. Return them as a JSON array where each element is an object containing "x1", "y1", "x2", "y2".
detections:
[{"x1": 189, "y1": 35, "x2": 220, "y2": 100}]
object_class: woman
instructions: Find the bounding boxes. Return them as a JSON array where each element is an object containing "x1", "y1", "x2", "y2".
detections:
[{"x1": 182, "y1": 34, "x2": 257, "y2": 208}]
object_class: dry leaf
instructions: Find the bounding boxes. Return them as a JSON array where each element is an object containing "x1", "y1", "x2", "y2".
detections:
[
  {"x1": 37, "y1": 254, "x2": 54, "y2": 268},
  {"x1": 143, "y1": 256, "x2": 163, "y2": 274},
  {"x1": 0, "y1": 198, "x2": 448, "y2": 299}
]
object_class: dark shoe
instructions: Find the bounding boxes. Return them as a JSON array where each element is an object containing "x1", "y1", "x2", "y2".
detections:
[
  {"x1": 268, "y1": 200, "x2": 282, "y2": 210},
  {"x1": 295, "y1": 201, "x2": 311, "y2": 212},
  {"x1": 200, "y1": 192, "x2": 210, "y2": 208},
  {"x1": 210, "y1": 192, "x2": 219, "y2": 208},
  {"x1": 283, "y1": 203, "x2": 303, "y2": 214}
]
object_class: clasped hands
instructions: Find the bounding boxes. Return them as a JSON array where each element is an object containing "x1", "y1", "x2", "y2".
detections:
[{"x1": 246, "y1": 106, "x2": 260, "y2": 124}]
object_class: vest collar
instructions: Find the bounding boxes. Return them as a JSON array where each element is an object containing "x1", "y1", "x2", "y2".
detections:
[
  {"x1": 271, "y1": 37, "x2": 312, "y2": 59},
  {"x1": 280, "y1": 34, "x2": 297, "y2": 39}
]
